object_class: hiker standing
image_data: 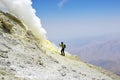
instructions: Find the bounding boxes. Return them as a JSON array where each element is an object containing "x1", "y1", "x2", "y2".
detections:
[{"x1": 59, "y1": 42, "x2": 66, "y2": 56}]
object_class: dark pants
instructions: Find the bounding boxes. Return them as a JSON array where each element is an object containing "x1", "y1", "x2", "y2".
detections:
[{"x1": 61, "y1": 48, "x2": 65, "y2": 56}]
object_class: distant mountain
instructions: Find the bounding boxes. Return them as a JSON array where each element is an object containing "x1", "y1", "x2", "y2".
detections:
[
  {"x1": 90, "y1": 60, "x2": 120, "y2": 76},
  {"x1": 78, "y1": 38, "x2": 120, "y2": 76}
]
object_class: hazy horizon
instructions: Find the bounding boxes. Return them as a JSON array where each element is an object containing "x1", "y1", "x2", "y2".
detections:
[{"x1": 32, "y1": 0, "x2": 120, "y2": 45}]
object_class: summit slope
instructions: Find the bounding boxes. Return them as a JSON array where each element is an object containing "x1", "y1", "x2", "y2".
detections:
[{"x1": 0, "y1": 11, "x2": 120, "y2": 80}]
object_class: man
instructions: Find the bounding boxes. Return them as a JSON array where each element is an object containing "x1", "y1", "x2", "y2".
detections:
[{"x1": 59, "y1": 42, "x2": 66, "y2": 56}]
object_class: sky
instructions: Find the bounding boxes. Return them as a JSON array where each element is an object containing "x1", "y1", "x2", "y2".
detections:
[{"x1": 32, "y1": 0, "x2": 120, "y2": 49}]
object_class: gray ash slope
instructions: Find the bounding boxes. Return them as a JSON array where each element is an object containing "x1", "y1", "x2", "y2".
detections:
[{"x1": 0, "y1": 11, "x2": 120, "y2": 80}]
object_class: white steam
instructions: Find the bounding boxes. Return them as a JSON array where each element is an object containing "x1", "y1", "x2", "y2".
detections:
[{"x1": 0, "y1": 0, "x2": 46, "y2": 44}]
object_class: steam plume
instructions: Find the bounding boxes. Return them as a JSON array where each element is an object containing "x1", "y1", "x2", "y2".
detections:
[{"x1": 0, "y1": 0, "x2": 46, "y2": 44}]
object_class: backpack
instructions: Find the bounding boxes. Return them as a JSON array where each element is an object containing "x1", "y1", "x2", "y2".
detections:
[{"x1": 64, "y1": 44, "x2": 66, "y2": 48}]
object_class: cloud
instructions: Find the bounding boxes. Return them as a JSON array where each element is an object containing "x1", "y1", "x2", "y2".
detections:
[{"x1": 57, "y1": 0, "x2": 68, "y2": 8}]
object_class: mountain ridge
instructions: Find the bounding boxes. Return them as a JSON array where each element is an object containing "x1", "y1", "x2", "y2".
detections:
[{"x1": 78, "y1": 38, "x2": 120, "y2": 76}]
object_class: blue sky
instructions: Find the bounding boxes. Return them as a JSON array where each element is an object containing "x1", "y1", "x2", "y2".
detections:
[{"x1": 32, "y1": 0, "x2": 120, "y2": 48}]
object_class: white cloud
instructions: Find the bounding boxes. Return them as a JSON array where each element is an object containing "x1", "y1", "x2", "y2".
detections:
[{"x1": 57, "y1": 0, "x2": 68, "y2": 8}]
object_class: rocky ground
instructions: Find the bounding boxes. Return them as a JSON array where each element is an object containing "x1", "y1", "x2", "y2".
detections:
[{"x1": 0, "y1": 11, "x2": 120, "y2": 80}]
